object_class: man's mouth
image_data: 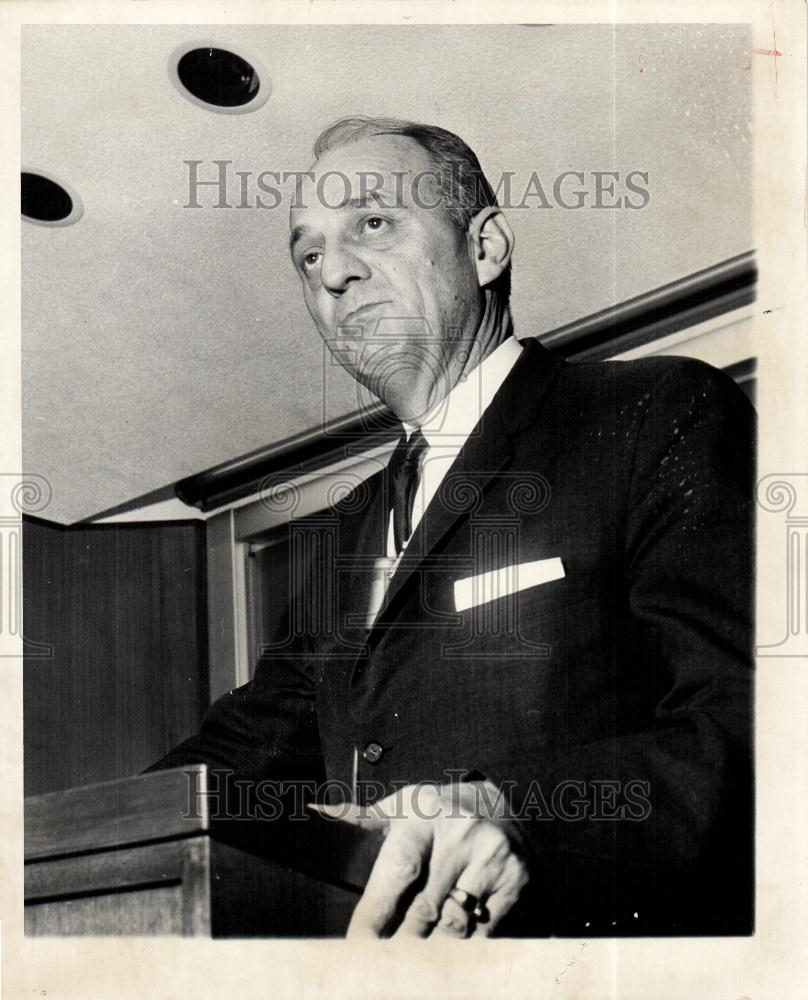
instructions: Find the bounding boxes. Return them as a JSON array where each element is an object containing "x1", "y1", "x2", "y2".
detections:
[{"x1": 337, "y1": 301, "x2": 391, "y2": 327}]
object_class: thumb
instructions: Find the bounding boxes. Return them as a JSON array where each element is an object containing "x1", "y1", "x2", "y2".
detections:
[{"x1": 308, "y1": 801, "x2": 390, "y2": 831}]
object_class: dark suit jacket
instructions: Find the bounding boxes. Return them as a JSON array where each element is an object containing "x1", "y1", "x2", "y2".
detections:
[{"x1": 150, "y1": 337, "x2": 755, "y2": 936}]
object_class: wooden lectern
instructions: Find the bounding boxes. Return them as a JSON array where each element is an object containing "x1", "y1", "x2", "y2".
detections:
[{"x1": 25, "y1": 766, "x2": 383, "y2": 936}]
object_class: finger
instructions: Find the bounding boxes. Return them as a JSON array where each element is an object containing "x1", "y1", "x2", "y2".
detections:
[
  {"x1": 308, "y1": 801, "x2": 390, "y2": 832},
  {"x1": 396, "y1": 816, "x2": 520, "y2": 938},
  {"x1": 469, "y1": 886, "x2": 520, "y2": 937},
  {"x1": 432, "y1": 893, "x2": 473, "y2": 938},
  {"x1": 396, "y1": 819, "x2": 506, "y2": 938},
  {"x1": 437, "y1": 842, "x2": 525, "y2": 939},
  {"x1": 471, "y1": 856, "x2": 530, "y2": 937},
  {"x1": 432, "y1": 870, "x2": 493, "y2": 939},
  {"x1": 347, "y1": 824, "x2": 429, "y2": 938},
  {"x1": 393, "y1": 847, "x2": 467, "y2": 938},
  {"x1": 431, "y1": 821, "x2": 516, "y2": 936},
  {"x1": 393, "y1": 808, "x2": 478, "y2": 938}
]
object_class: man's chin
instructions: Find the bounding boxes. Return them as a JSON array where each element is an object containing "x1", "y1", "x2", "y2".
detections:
[
  {"x1": 323, "y1": 336, "x2": 447, "y2": 422},
  {"x1": 373, "y1": 380, "x2": 438, "y2": 425}
]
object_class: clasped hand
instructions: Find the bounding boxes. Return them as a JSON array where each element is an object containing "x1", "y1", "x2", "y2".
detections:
[{"x1": 314, "y1": 780, "x2": 529, "y2": 939}]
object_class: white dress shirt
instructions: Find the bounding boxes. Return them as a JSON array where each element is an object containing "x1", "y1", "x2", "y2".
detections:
[
  {"x1": 386, "y1": 335, "x2": 524, "y2": 560},
  {"x1": 364, "y1": 336, "x2": 524, "y2": 630}
]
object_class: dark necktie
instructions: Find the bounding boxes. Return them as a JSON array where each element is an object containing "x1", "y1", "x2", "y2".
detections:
[{"x1": 388, "y1": 428, "x2": 429, "y2": 555}]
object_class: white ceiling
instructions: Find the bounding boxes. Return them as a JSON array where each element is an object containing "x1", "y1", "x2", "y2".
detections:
[{"x1": 22, "y1": 23, "x2": 752, "y2": 523}]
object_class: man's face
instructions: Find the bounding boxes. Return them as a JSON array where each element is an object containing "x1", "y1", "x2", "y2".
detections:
[{"x1": 289, "y1": 134, "x2": 483, "y2": 423}]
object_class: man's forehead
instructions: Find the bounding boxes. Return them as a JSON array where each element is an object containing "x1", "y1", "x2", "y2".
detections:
[{"x1": 288, "y1": 133, "x2": 437, "y2": 223}]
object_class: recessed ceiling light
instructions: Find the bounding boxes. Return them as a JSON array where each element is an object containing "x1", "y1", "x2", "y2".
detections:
[
  {"x1": 21, "y1": 170, "x2": 83, "y2": 226},
  {"x1": 169, "y1": 42, "x2": 271, "y2": 114}
]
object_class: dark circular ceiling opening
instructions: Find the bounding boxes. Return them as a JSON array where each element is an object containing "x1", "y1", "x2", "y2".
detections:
[
  {"x1": 177, "y1": 47, "x2": 261, "y2": 108},
  {"x1": 21, "y1": 172, "x2": 79, "y2": 225}
]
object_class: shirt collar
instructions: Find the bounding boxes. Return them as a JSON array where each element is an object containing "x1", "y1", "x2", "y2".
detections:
[{"x1": 402, "y1": 336, "x2": 524, "y2": 447}]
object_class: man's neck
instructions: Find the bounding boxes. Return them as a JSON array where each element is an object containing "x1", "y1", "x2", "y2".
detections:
[
  {"x1": 401, "y1": 308, "x2": 516, "y2": 439},
  {"x1": 428, "y1": 300, "x2": 514, "y2": 423},
  {"x1": 460, "y1": 309, "x2": 514, "y2": 382},
  {"x1": 383, "y1": 296, "x2": 513, "y2": 427}
]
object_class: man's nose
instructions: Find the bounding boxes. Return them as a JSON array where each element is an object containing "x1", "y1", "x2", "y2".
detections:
[{"x1": 320, "y1": 241, "x2": 370, "y2": 297}]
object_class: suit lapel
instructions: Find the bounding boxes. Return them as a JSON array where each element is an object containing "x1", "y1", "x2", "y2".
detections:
[{"x1": 367, "y1": 337, "x2": 564, "y2": 637}]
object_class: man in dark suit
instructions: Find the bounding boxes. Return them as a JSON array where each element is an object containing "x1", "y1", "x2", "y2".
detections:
[{"x1": 149, "y1": 117, "x2": 754, "y2": 939}]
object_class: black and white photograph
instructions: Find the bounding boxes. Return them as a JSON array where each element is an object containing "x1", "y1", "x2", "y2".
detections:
[{"x1": 4, "y1": 2, "x2": 807, "y2": 998}]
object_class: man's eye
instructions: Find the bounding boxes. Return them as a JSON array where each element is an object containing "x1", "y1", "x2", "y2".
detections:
[
  {"x1": 301, "y1": 251, "x2": 321, "y2": 271},
  {"x1": 364, "y1": 216, "x2": 387, "y2": 232}
]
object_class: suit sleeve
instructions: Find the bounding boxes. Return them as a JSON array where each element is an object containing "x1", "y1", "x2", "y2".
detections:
[
  {"x1": 493, "y1": 360, "x2": 755, "y2": 935},
  {"x1": 144, "y1": 566, "x2": 325, "y2": 787}
]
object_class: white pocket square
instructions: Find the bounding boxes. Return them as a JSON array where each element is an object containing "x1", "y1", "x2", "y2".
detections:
[{"x1": 453, "y1": 557, "x2": 565, "y2": 613}]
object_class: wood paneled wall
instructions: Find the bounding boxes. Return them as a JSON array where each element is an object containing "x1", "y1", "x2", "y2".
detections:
[{"x1": 23, "y1": 517, "x2": 208, "y2": 795}]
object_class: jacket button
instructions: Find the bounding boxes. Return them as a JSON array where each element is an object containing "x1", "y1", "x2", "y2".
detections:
[{"x1": 362, "y1": 742, "x2": 384, "y2": 764}]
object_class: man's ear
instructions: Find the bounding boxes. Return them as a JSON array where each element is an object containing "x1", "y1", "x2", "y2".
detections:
[{"x1": 468, "y1": 206, "x2": 515, "y2": 288}]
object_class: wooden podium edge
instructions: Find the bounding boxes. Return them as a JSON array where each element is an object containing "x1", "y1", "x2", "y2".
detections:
[{"x1": 25, "y1": 765, "x2": 383, "y2": 894}]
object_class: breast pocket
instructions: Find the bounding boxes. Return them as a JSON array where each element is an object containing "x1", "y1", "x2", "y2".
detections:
[
  {"x1": 453, "y1": 556, "x2": 566, "y2": 613},
  {"x1": 439, "y1": 563, "x2": 599, "y2": 662}
]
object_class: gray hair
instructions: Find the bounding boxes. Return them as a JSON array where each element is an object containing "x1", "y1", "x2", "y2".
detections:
[{"x1": 313, "y1": 115, "x2": 511, "y2": 306}]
